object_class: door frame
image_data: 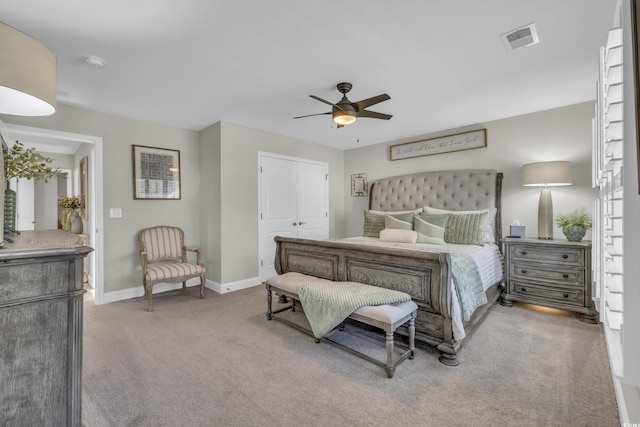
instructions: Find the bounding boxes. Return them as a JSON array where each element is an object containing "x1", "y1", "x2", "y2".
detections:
[
  {"x1": 0, "y1": 123, "x2": 105, "y2": 304},
  {"x1": 257, "y1": 151, "x2": 329, "y2": 281}
]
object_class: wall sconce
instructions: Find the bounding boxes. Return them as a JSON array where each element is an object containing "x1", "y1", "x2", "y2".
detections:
[
  {"x1": 523, "y1": 161, "x2": 573, "y2": 239},
  {"x1": 0, "y1": 21, "x2": 57, "y2": 116}
]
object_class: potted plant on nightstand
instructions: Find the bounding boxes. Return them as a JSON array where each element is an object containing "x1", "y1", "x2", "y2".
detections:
[{"x1": 555, "y1": 208, "x2": 592, "y2": 242}]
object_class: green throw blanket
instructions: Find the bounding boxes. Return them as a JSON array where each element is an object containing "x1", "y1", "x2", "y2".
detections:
[
  {"x1": 297, "y1": 281, "x2": 411, "y2": 339},
  {"x1": 450, "y1": 253, "x2": 487, "y2": 321}
]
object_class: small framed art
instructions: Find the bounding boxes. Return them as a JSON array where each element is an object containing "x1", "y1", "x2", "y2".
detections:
[
  {"x1": 132, "y1": 145, "x2": 181, "y2": 200},
  {"x1": 351, "y1": 173, "x2": 368, "y2": 197}
]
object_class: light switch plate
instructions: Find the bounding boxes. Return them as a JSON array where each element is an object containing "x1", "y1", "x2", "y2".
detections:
[{"x1": 109, "y1": 208, "x2": 122, "y2": 218}]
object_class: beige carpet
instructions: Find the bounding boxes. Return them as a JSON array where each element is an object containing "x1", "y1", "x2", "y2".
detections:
[{"x1": 82, "y1": 286, "x2": 619, "y2": 427}]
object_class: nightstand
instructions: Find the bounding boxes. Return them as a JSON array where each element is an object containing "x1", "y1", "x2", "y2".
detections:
[{"x1": 501, "y1": 237, "x2": 597, "y2": 323}]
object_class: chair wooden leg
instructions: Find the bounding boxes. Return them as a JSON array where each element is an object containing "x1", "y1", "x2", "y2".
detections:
[
  {"x1": 200, "y1": 274, "x2": 205, "y2": 299},
  {"x1": 182, "y1": 281, "x2": 187, "y2": 291},
  {"x1": 146, "y1": 284, "x2": 154, "y2": 312}
]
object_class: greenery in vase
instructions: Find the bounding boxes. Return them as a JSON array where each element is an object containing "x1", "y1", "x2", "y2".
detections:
[
  {"x1": 58, "y1": 195, "x2": 82, "y2": 210},
  {"x1": 3, "y1": 140, "x2": 61, "y2": 182},
  {"x1": 555, "y1": 208, "x2": 592, "y2": 230}
]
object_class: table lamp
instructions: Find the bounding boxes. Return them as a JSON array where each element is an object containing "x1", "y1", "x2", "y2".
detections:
[{"x1": 522, "y1": 161, "x2": 572, "y2": 239}]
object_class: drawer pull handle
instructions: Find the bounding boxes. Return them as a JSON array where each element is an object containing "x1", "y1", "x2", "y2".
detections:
[
  {"x1": 562, "y1": 254, "x2": 569, "y2": 259},
  {"x1": 522, "y1": 287, "x2": 527, "y2": 292},
  {"x1": 521, "y1": 251, "x2": 528, "y2": 256},
  {"x1": 563, "y1": 293, "x2": 569, "y2": 298},
  {"x1": 563, "y1": 274, "x2": 569, "y2": 279},
  {"x1": 521, "y1": 269, "x2": 527, "y2": 274}
]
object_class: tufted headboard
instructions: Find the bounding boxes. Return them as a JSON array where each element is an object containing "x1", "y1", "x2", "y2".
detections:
[{"x1": 368, "y1": 169, "x2": 503, "y2": 244}]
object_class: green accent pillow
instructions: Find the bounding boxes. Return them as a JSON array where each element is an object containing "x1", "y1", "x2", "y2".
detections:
[
  {"x1": 444, "y1": 211, "x2": 489, "y2": 245},
  {"x1": 384, "y1": 212, "x2": 414, "y2": 230},
  {"x1": 414, "y1": 214, "x2": 449, "y2": 244},
  {"x1": 363, "y1": 210, "x2": 386, "y2": 237}
]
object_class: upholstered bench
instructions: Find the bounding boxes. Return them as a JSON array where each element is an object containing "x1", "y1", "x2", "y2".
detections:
[{"x1": 265, "y1": 272, "x2": 417, "y2": 378}]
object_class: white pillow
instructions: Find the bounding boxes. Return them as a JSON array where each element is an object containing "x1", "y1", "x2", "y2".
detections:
[
  {"x1": 423, "y1": 206, "x2": 496, "y2": 243},
  {"x1": 379, "y1": 228, "x2": 418, "y2": 243}
]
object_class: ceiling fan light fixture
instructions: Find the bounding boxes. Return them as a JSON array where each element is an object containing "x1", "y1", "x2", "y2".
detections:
[{"x1": 333, "y1": 111, "x2": 357, "y2": 126}]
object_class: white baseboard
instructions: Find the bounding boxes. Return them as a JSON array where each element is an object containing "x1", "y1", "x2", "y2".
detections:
[
  {"x1": 208, "y1": 276, "x2": 261, "y2": 294},
  {"x1": 100, "y1": 277, "x2": 262, "y2": 304}
]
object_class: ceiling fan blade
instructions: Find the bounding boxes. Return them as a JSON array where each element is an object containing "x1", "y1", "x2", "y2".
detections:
[
  {"x1": 310, "y1": 95, "x2": 344, "y2": 112},
  {"x1": 358, "y1": 110, "x2": 392, "y2": 120},
  {"x1": 294, "y1": 112, "x2": 331, "y2": 119},
  {"x1": 354, "y1": 94, "x2": 390, "y2": 111}
]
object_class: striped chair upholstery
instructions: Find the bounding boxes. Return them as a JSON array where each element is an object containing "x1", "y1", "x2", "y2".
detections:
[{"x1": 138, "y1": 226, "x2": 206, "y2": 311}]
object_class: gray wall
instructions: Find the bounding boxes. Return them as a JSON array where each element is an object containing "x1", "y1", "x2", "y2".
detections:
[
  {"x1": 343, "y1": 102, "x2": 598, "y2": 240},
  {"x1": 1, "y1": 104, "x2": 202, "y2": 294},
  {"x1": 200, "y1": 121, "x2": 344, "y2": 285}
]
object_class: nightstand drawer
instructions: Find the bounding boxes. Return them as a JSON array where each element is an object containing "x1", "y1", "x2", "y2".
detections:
[
  {"x1": 509, "y1": 244, "x2": 584, "y2": 266},
  {"x1": 510, "y1": 263, "x2": 583, "y2": 286},
  {"x1": 511, "y1": 281, "x2": 583, "y2": 305}
]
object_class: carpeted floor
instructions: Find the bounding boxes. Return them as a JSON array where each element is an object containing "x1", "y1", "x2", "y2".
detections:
[{"x1": 82, "y1": 286, "x2": 619, "y2": 427}]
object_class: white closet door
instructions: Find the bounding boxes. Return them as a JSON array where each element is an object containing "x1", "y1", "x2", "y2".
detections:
[
  {"x1": 258, "y1": 154, "x2": 329, "y2": 281},
  {"x1": 297, "y1": 161, "x2": 328, "y2": 240},
  {"x1": 259, "y1": 156, "x2": 298, "y2": 280}
]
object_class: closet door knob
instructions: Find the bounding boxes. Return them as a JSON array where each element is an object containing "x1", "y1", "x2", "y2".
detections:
[
  {"x1": 292, "y1": 222, "x2": 298, "y2": 226},
  {"x1": 298, "y1": 222, "x2": 306, "y2": 225}
]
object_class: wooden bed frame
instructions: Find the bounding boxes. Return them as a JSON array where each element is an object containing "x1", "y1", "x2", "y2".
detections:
[{"x1": 273, "y1": 169, "x2": 503, "y2": 366}]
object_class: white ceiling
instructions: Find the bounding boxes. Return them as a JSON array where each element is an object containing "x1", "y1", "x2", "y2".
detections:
[{"x1": 1, "y1": 0, "x2": 618, "y2": 150}]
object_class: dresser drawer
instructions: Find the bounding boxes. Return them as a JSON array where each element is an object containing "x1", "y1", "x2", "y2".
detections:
[
  {"x1": 509, "y1": 244, "x2": 584, "y2": 267},
  {"x1": 510, "y1": 263, "x2": 583, "y2": 286},
  {"x1": 511, "y1": 280, "x2": 583, "y2": 306}
]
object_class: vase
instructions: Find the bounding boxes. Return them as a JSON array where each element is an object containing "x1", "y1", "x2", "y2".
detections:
[
  {"x1": 563, "y1": 225, "x2": 586, "y2": 242},
  {"x1": 71, "y1": 212, "x2": 83, "y2": 234},
  {"x1": 60, "y1": 209, "x2": 82, "y2": 233}
]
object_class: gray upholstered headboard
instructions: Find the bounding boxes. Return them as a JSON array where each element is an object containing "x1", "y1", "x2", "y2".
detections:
[{"x1": 368, "y1": 169, "x2": 503, "y2": 244}]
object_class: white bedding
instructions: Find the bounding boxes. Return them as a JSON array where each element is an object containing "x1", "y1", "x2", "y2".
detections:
[{"x1": 337, "y1": 236, "x2": 504, "y2": 340}]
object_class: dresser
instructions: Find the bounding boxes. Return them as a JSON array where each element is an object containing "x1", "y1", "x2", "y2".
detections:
[
  {"x1": 0, "y1": 230, "x2": 93, "y2": 426},
  {"x1": 501, "y1": 237, "x2": 597, "y2": 323}
]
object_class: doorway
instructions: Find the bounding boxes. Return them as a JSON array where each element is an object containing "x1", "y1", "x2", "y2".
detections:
[{"x1": 0, "y1": 122, "x2": 105, "y2": 304}]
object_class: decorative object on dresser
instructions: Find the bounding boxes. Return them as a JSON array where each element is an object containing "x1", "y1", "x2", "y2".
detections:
[
  {"x1": 0, "y1": 230, "x2": 92, "y2": 426},
  {"x1": 501, "y1": 237, "x2": 597, "y2": 323},
  {"x1": 522, "y1": 161, "x2": 572, "y2": 239},
  {"x1": 555, "y1": 208, "x2": 592, "y2": 242}
]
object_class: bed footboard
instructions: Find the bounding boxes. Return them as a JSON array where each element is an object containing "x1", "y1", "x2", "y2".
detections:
[{"x1": 274, "y1": 236, "x2": 472, "y2": 363}]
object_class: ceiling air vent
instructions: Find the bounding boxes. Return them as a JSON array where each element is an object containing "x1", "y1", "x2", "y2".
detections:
[{"x1": 501, "y1": 23, "x2": 539, "y2": 51}]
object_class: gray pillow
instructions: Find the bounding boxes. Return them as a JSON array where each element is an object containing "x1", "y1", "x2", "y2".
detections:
[
  {"x1": 414, "y1": 214, "x2": 449, "y2": 244},
  {"x1": 443, "y1": 211, "x2": 489, "y2": 245},
  {"x1": 384, "y1": 212, "x2": 414, "y2": 230},
  {"x1": 363, "y1": 210, "x2": 386, "y2": 237}
]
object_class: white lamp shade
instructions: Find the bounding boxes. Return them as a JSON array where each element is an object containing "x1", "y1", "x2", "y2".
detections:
[
  {"x1": 0, "y1": 22, "x2": 57, "y2": 116},
  {"x1": 522, "y1": 161, "x2": 572, "y2": 186}
]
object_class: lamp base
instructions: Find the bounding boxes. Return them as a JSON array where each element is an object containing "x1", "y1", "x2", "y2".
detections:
[{"x1": 537, "y1": 187, "x2": 553, "y2": 239}]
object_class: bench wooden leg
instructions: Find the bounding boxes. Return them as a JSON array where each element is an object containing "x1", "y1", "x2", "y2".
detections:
[{"x1": 385, "y1": 331, "x2": 395, "y2": 378}]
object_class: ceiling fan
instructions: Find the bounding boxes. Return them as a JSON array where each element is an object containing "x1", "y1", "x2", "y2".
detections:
[{"x1": 294, "y1": 82, "x2": 392, "y2": 128}]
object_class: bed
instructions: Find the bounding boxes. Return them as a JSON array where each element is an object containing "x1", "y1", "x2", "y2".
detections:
[{"x1": 272, "y1": 169, "x2": 503, "y2": 365}]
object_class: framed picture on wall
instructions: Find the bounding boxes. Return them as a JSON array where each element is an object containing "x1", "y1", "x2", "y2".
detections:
[
  {"x1": 132, "y1": 145, "x2": 181, "y2": 200},
  {"x1": 79, "y1": 156, "x2": 88, "y2": 219},
  {"x1": 351, "y1": 173, "x2": 368, "y2": 197}
]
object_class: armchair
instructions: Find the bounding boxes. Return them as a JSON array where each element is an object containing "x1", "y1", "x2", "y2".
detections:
[{"x1": 138, "y1": 225, "x2": 206, "y2": 311}]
